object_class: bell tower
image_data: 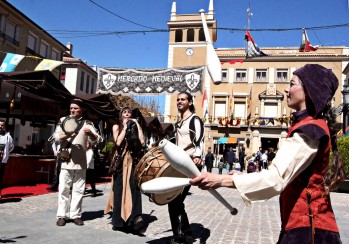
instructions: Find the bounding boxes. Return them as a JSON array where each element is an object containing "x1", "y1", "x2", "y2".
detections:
[
  {"x1": 167, "y1": 0, "x2": 217, "y2": 69},
  {"x1": 164, "y1": 0, "x2": 218, "y2": 121}
]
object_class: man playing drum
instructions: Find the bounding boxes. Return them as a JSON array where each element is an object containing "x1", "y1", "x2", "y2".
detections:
[
  {"x1": 167, "y1": 92, "x2": 204, "y2": 244},
  {"x1": 54, "y1": 99, "x2": 102, "y2": 227}
]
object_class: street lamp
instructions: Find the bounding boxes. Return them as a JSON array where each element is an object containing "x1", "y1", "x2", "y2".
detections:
[{"x1": 342, "y1": 85, "x2": 349, "y2": 135}]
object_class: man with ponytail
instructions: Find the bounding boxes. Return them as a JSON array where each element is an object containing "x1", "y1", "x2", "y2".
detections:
[{"x1": 191, "y1": 64, "x2": 344, "y2": 243}]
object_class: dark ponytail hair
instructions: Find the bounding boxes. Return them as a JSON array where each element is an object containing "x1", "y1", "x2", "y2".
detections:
[
  {"x1": 179, "y1": 91, "x2": 195, "y2": 113},
  {"x1": 323, "y1": 102, "x2": 346, "y2": 195}
]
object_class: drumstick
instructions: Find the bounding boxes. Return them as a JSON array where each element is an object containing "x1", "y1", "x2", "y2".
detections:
[
  {"x1": 141, "y1": 177, "x2": 190, "y2": 194},
  {"x1": 200, "y1": 9, "x2": 222, "y2": 85},
  {"x1": 158, "y1": 139, "x2": 238, "y2": 215}
]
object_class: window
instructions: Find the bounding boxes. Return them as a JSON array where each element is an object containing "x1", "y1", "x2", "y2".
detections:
[
  {"x1": 256, "y1": 69, "x2": 267, "y2": 82},
  {"x1": 276, "y1": 69, "x2": 288, "y2": 82},
  {"x1": 187, "y1": 29, "x2": 194, "y2": 42},
  {"x1": 198, "y1": 28, "x2": 205, "y2": 41},
  {"x1": 51, "y1": 49, "x2": 60, "y2": 60},
  {"x1": 39, "y1": 41, "x2": 48, "y2": 57},
  {"x1": 5, "y1": 21, "x2": 19, "y2": 45},
  {"x1": 234, "y1": 102, "x2": 246, "y2": 118},
  {"x1": 214, "y1": 101, "x2": 226, "y2": 117},
  {"x1": 0, "y1": 14, "x2": 4, "y2": 33},
  {"x1": 175, "y1": 29, "x2": 182, "y2": 42},
  {"x1": 236, "y1": 69, "x2": 247, "y2": 82},
  {"x1": 91, "y1": 78, "x2": 95, "y2": 94},
  {"x1": 27, "y1": 34, "x2": 37, "y2": 51},
  {"x1": 222, "y1": 69, "x2": 228, "y2": 82},
  {"x1": 86, "y1": 75, "x2": 90, "y2": 93},
  {"x1": 80, "y1": 71, "x2": 85, "y2": 91},
  {"x1": 264, "y1": 103, "x2": 278, "y2": 117}
]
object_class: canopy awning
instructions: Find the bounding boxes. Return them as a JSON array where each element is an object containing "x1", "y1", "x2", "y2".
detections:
[{"x1": 216, "y1": 137, "x2": 237, "y2": 144}]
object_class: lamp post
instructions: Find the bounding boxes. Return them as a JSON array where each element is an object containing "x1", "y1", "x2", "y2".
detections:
[{"x1": 342, "y1": 85, "x2": 349, "y2": 136}]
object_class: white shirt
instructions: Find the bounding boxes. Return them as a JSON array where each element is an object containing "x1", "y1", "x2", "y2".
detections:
[
  {"x1": 233, "y1": 132, "x2": 319, "y2": 204},
  {"x1": 0, "y1": 132, "x2": 14, "y2": 164},
  {"x1": 261, "y1": 153, "x2": 268, "y2": 162},
  {"x1": 53, "y1": 117, "x2": 102, "y2": 170},
  {"x1": 86, "y1": 149, "x2": 94, "y2": 169}
]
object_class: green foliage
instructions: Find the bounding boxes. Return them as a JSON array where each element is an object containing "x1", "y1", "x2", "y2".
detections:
[
  {"x1": 330, "y1": 136, "x2": 349, "y2": 177},
  {"x1": 102, "y1": 141, "x2": 116, "y2": 156}
]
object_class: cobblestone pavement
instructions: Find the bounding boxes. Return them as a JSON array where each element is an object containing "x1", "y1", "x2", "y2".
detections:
[{"x1": 1, "y1": 171, "x2": 349, "y2": 244}]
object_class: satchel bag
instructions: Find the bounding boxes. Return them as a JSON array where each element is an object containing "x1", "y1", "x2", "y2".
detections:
[
  {"x1": 58, "y1": 141, "x2": 72, "y2": 162},
  {"x1": 108, "y1": 155, "x2": 124, "y2": 175},
  {"x1": 58, "y1": 149, "x2": 70, "y2": 161},
  {"x1": 108, "y1": 140, "x2": 126, "y2": 175}
]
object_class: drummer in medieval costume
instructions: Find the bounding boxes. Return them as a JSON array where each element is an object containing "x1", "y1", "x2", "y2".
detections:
[
  {"x1": 191, "y1": 64, "x2": 344, "y2": 243},
  {"x1": 168, "y1": 91, "x2": 204, "y2": 244},
  {"x1": 54, "y1": 99, "x2": 102, "y2": 227},
  {"x1": 108, "y1": 107, "x2": 146, "y2": 234}
]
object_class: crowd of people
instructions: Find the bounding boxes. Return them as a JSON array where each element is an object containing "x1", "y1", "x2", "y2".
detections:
[{"x1": 0, "y1": 64, "x2": 345, "y2": 243}]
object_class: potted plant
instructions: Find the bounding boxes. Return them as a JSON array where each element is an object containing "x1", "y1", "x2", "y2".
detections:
[{"x1": 329, "y1": 135, "x2": 349, "y2": 192}]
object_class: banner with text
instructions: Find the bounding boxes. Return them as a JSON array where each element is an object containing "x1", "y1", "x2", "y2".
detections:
[{"x1": 97, "y1": 66, "x2": 205, "y2": 95}]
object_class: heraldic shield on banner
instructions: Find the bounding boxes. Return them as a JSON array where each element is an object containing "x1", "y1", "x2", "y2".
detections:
[
  {"x1": 102, "y1": 73, "x2": 116, "y2": 90},
  {"x1": 185, "y1": 73, "x2": 200, "y2": 91},
  {"x1": 97, "y1": 66, "x2": 204, "y2": 95}
]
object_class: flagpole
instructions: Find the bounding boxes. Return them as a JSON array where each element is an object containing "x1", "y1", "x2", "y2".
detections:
[{"x1": 247, "y1": 1, "x2": 251, "y2": 30}]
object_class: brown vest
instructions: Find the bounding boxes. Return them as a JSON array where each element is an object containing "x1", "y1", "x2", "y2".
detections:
[{"x1": 280, "y1": 116, "x2": 339, "y2": 233}]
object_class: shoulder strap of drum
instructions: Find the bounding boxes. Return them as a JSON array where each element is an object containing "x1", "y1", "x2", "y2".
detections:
[{"x1": 75, "y1": 119, "x2": 85, "y2": 134}]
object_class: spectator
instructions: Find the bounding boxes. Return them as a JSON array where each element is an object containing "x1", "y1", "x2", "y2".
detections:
[
  {"x1": 204, "y1": 147, "x2": 214, "y2": 173},
  {"x1": 218, "y1": 157, "x2": 224, "y2": 175},
  {"x1": 267, "y1": 147, "x2": 276, "y2": 166},
  {"x1": 0, "y1": 120, "x2": 14, "y2": 199},
  {"x1": 86, "y1": 141, "x2": 96, "y2": 197},
  {"x1": 225, "y1": 147, "x2": 236, "y2": 173},
  {"x1": 238, "y1": 146, "x2": 246, "y2": 172},
  {"x1": 261, "y1": 150, "x2": 268, "y2": 170}
]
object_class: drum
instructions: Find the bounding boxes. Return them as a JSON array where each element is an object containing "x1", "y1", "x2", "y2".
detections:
[
  {"x1": 134, "y1": 147, "x2": 187, "y2": 205},
  {"x1": 61, "y1": 116, "x2": 82, "y2": 135}
]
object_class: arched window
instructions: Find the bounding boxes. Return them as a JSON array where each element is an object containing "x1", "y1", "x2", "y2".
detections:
[
  {"x1": 187, "y1": 29, "x2": 194, "y2": 42},
  {"x1": 199, "y1": 28, "x2": 205, "y2": 41},
  {"x1": 175, "y1": 29, "x2": 183, "y2": 42}
]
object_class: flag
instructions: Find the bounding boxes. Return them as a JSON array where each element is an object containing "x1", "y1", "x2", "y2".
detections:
[
  {"x1": 245, "y1": 30, "x2": 267, "y2": 58},
  {"x1": 229, "y1": 86, "x2": 234, "y2": 117},
  {"x1": 0, "y1": 53, "x2": 25, "y2": 72},
  {"x1": 247, "y1": 87, "x2": 252, "y2": 120},
  {"x1": 299, "y1": 28, "x2": 318, "y2": 52},
  {"x1": 202, "y1": 89, "x2": 209, "y2": 118},
  {"x1": 35, "y1": 59, "x2": 64, "y2": 71}
]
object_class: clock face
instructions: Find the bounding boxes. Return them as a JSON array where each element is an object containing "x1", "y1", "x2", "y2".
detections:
[{"x1": 186, "y1": 48, "x2": 194, "y2": 56}]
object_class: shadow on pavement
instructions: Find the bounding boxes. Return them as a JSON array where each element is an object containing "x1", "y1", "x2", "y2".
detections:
[
  {"x1": 0, "y1": 197, "x2": 22, "y2": 203},
  {"x1": 146, "y1": 223, "x2": 210, "y2": 244},
  {"x1": 0, "y1": 235, "x2": 27, "y2": 243},
  {"x1": 82, "y1": 210, "x2": 104, "y2": 221}
]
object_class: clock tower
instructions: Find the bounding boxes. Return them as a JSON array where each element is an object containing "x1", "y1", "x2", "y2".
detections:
[
  {"x1": 165, "y1": 0, "x2": 218, "y2": 121},
  {"x1": 167, "y1": 0, "x2": 217, "y2": 69}
]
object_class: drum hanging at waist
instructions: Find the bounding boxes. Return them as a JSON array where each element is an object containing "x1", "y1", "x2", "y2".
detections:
[{"x1": 134, "y1": 147, "x2": 187, "y2": 205}]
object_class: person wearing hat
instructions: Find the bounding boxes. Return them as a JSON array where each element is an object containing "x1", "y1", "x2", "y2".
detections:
[
  {"x1": 54, "y1": 99, "x2": 102, "y2": 227},
  {"x1": 190, "y1": 64, "x2": 345, "y2": 243}
]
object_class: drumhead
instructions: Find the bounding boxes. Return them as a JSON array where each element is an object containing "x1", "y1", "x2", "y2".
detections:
[
  {"x1": 151, "y1": 164, "x2": 187, "y2": 205},
  {"x1": 61, "y1": 116, "x2": 80, "y2": 135}
]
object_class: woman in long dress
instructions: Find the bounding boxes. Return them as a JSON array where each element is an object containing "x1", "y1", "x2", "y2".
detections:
[{"x1": 111, "y1": 107, "x2": 145, "y2": 234}]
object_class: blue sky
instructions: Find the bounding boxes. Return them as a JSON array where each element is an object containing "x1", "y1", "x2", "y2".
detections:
[
  {"x1": 7, "y1": 0, "x2": 349, "y2": 113},
  {"x1": 8, "y1": 0, "x2": 349, "y2": 68}
]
